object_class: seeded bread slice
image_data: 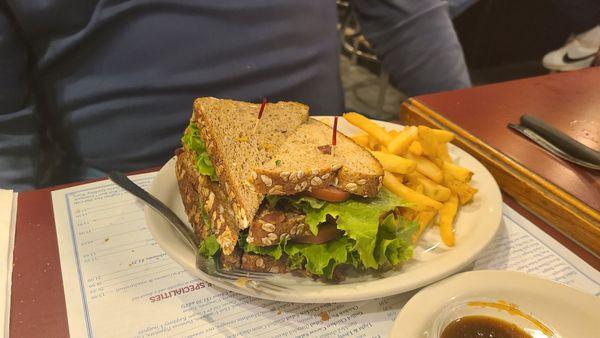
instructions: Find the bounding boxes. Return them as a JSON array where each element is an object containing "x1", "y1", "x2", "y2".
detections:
[
  {"x1": 241, "y1": 253, "x2": 289, "y2": 273},
  {"x1": 246, "y1": 206, "x2": 312, "y2": 247},
  {"x1": 192, "y1": 97, "x2": 309, "y2": 249},
  {"x1": 251, "y1": 118, "x2": 383, "y2": 197},
  {"x1": 175, "y1": 149, "x2": 209, "y2": 241},
  {"x1": 176, "y1": 148, "x2": 241, "y2": 254}
]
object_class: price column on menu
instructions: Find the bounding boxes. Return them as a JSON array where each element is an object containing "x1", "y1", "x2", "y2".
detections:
[{"x1": 66, "y1": 177, "x2": 155, "y2": 300}]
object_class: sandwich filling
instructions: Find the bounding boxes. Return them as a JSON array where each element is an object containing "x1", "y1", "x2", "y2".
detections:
[{"x1": 241, "y1": 189, "x2": 417, "y2": 279}]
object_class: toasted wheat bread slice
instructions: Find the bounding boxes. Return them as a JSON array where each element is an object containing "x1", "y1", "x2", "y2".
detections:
[
  {"x1": 251, "y1": 118, "x2": 383, "y2": 197},
  {"x1": 241, "y1": 252, "x2": 289, "y2": 273},
  {"x1": 191, "y1": 97, "x2": 308, "y2": 251},
  {"x1": 246, "y1": 206, "x2": 312, "y2": 247}
]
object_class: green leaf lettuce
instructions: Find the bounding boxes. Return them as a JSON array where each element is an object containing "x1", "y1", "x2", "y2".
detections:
[
  {"x1": 245, "y1": 189, "x2": 417, "y2": 278},
  {"x1": 198, "y1": 234, "x2": 220, "y2": 257},
  {"x1": 268, "y1": 188, "x2": 412, "y2": 269},
  {"x1": 182, "y1": 122, "x2": 218, "y2": 181}
]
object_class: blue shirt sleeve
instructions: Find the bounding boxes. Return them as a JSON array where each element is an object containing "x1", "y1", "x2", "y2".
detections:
[
  {"x1": 0, "y1": 4, "x2": 39, "y2": 191},
  {"x1": 352, "y1": 0, "x2": 471, "y2": 96}
]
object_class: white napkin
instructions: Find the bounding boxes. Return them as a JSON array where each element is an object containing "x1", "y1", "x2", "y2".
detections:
[{"x1": 0, "y1": 189, "x2": 16, "y2": 338}]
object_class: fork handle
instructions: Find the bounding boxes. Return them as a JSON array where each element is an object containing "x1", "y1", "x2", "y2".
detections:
[{"x1": 108, "y1": 172, "x2": 200, "y2": 250}]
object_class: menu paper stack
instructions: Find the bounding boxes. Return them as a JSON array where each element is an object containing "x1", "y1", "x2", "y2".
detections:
[
  {"x1": 50, "y1": 173, "x2": 600, "y2": 337},
  {"x1": 0, "y1": 189, "x2": 16, "y2": 338}
]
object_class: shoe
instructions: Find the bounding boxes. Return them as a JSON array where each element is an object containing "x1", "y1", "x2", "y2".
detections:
[{"x1": 542, "y1": 26, "x2": 600, "y2": 72}]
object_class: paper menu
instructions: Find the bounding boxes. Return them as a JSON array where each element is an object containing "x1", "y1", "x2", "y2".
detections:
[
  {"x1": 475, "y1": 206, "x2": 600, "y2": 295},
  {"x1": 50, "y1": 173, "x2": 600, "y2": 337}
]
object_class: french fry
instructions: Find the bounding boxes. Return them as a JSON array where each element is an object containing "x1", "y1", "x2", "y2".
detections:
[
  {"x1": 406, "y1": 153, "x2": 443, "y2": 183},
  {"x1": 417, "y1": 126, "x2": 438, "y2": 157},
  {"x1": 368, "y1": 136, "x2": 379, "y2": 151},
  {"x1": 351, "y1": 134, "x2": 370, "y2": 148},
  {"x1": 437, "y1": 142, "x2": 452, "y2": 162},
  {"x1": 407, "y1": 172, "x2": 451, "y2": 202},
  {"x1": 412, "y1": 211, "x2": 437, "y2": 244},
  {"x1": 408, "y1": 141, "x2": 423, "y2": 156},
  {"x1": 443, "y1": 175, "x2": 478, "y2": 205},
  {"x1": 388, "y1": 130, "x2": 400, "y2": 138},
  {"x1": 404, "y1": 172, "x2": 419, "y2": 187},
  {"x1": 383, "y1": 171, "x2": 442, "y2": 211},
  {"x1": 343, "y1": 112, "x2": 392, "y2": 145},
  {"x1": 398, "y1": 206, "x2": 418, "y2": 221},
  {"x1": 405, "y1": 177, "x2": 424, "y2": 193},
  {"x1": 393, "y1": 173, "x2": 404, "y2": 182},
  {"x1": 371, "y1": 151, "x2": 417, "y2": 174},
  {"x1": 432, "y1": 129, "x2": 454, "y2": 143},
  {"x1": 387, "y1": 126, "x2": 418, "y2": 155},
  {"x1": 438, "y1": 194, "x2": 459, "y2": 246},
  {"x1": 429, "y1": 157, "x2": 444, "y2": 169},
  {"x1": 417, "y1": 158, "x2": 443, "y2": 183},
  {"x1": 424, "y1": 182, "x2": 451, "y2": 202},
  {"x1": 443, "y1": 161, "x2": 473, "y2": 183}
]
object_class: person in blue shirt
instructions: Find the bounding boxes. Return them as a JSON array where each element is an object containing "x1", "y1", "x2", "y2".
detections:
[{"x1": 0, "y1": 0, "x2": 470, "y2": 191}]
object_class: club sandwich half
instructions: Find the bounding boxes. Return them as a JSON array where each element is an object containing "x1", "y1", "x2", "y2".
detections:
[{"x1": 176, "y1": 98, "x2": 416, "y2": 280}]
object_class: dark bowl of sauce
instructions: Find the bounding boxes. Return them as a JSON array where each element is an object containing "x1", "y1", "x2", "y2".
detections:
[{"x1": 441, "y1": 315, "x2": 532, "y2": 338}]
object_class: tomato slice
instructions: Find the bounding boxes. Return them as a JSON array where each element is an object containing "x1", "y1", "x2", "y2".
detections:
[
  {"x1": 293, "y1": 221, "x2": 342, "y2": 244},
  {"x1": 304, "y1": 186, "x2": 351, "y2": 202}
]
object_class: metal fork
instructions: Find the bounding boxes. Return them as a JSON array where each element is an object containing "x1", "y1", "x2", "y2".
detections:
[{"x1": 108, "y1": 171, "x2": 288, "y2": 292}]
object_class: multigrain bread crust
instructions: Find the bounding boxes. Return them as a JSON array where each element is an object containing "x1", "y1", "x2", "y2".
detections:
[
  {"x1": 175, "y1": 149, "x2": 209, "y2": 241},
  {"x1": 176, "y1": 148, "x2": 241, "y2": 254},
  {"x1": 251, "y1": 118, "x2": 383, "y2": 197}
]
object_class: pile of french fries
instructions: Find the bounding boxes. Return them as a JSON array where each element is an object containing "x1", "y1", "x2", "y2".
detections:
[{"x1": 343, "y1": 112, "x2": 478, "y2": 247}]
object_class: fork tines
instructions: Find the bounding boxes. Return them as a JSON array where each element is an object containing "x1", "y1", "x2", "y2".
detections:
[
  {"x1": 213, "y1": 270, "x2": 289, "y2": 292},
  {"x1": 213, "y1": 256, "x2": 289, "y2": 291}
]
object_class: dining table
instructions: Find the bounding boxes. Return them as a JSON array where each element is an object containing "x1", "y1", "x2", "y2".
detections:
[{"x1": 8, "y1": 69, "x2": 600, "y2": 338}]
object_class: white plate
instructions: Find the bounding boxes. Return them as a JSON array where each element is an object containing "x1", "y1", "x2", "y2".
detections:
[
  {"x1": 145, "y1": 118, "x2": 502, "y2": 303},
  {"x1": 391, "y1": 270, "x2": 600, "y2": 337}
]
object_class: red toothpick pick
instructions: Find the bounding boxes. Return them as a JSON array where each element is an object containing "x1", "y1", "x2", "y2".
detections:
[
  {"x1": 332, "y1": 115, "x2": 338, "y2": 155},
  {"x1": 253, "y1": 98, "x2": 268, "y2": 134}
]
